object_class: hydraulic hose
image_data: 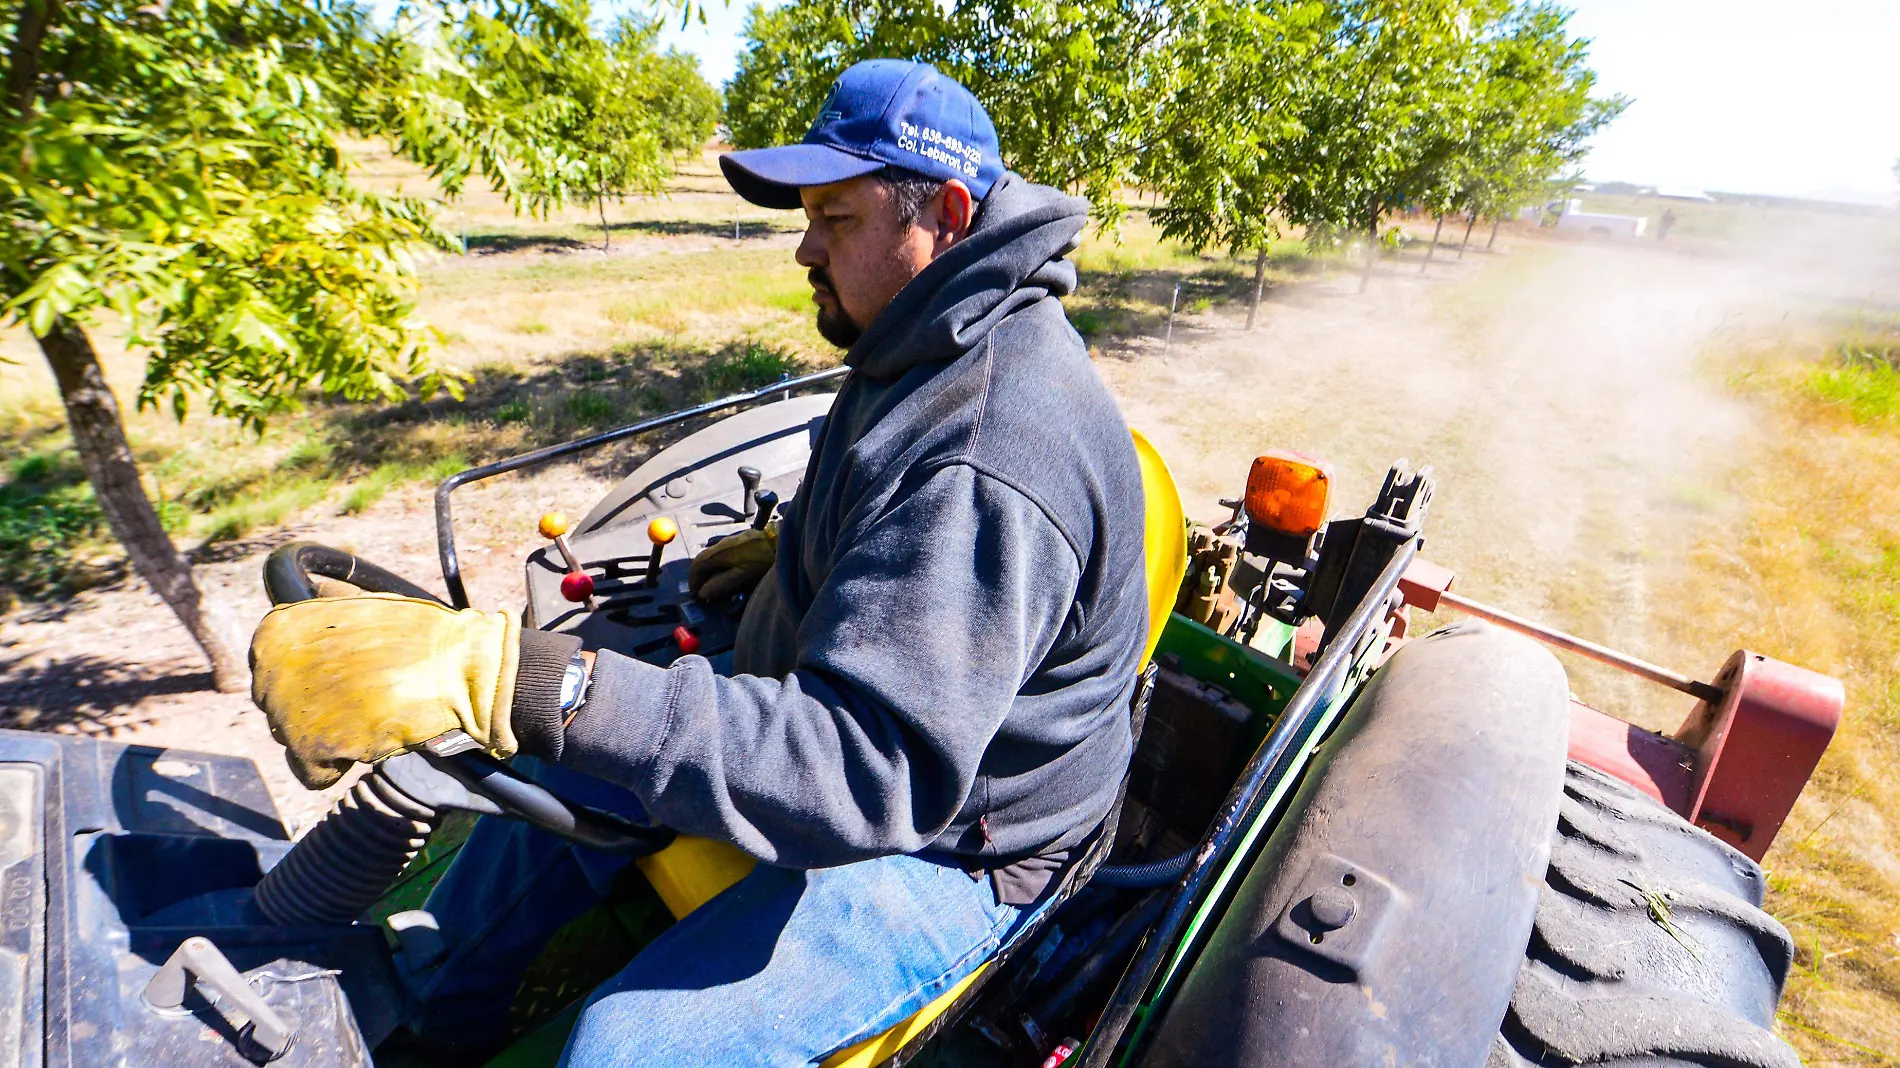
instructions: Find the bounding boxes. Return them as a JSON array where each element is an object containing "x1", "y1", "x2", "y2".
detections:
[
  {"x1": 1091, "y1": 850, "x2": 1192, "y2": 889},
  {"x1": 252, "y1": 543, "x2": 675, "y2": 930},
  {"x1": 253, "y1": 767, "x2": 442, "y2": 927}
]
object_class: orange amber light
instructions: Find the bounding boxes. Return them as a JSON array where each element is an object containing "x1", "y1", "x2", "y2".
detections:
[{"x1": 1244, "y1": 452, "x2": 1333, "y2": 538}]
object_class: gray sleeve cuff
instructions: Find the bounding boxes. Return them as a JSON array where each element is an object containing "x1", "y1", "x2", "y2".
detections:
[
  {"x1": 559, "y1": 649, "x2": 683, "y2": 778},
  {"x1": 513, "y1": 628, "x2": 583, "y2": 760}
]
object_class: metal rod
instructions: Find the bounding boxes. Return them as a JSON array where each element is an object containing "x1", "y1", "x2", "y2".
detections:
[
  {"x1": 1436, "y1": 589, "x2": 1724, "y2": 705},
  {"x1": 433, "y1": 365, "x2": 849, "y2": 608},
  {"x1": 1077, "y1": 537, "x2": 1420, "y2": 1068}
]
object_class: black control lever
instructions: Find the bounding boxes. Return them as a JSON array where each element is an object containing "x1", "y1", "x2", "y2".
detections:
[{"x1": 751, "y1": 489, "x2": 779, "y2": 530}]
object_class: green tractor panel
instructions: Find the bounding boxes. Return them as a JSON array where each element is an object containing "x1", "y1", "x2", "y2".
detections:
[{"x1": 0, "y1": 369, "x2": 1841, "y2": 1067}]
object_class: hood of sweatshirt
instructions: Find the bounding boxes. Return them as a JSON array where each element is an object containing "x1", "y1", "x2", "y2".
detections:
[{"x1": 844, "y1": 174, "x2": 1090, "y2": 382}]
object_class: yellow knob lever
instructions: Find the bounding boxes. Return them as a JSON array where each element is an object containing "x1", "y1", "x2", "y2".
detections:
[
  {"x1": 644, "y1": 516, "x2": 679, "y2": 587},
  {"x1": 538, "y1": 512, "x2": 570, "y2": 540}
]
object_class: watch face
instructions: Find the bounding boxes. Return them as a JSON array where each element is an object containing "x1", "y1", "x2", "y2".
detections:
[{"x1": 560, "y1": 658, "x2": 588, "y2": 711}]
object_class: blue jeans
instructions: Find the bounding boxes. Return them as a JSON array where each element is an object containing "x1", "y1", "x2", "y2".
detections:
[{"x1": 403, "y1": 759, "x2": 1034, "y2": 1066}]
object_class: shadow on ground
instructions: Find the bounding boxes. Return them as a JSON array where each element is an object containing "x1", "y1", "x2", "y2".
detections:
[
  {"x1": 464, "y1": 220, "x2": 800, "y2": 257},
  {"x1": 602, "y1": 219, "x2": 799, "y2": 239},
  {"x1": 465, "y1": 232, "x2": 596, "y2": 256},
  {"x1": 322, "y1": 336, "x2": 825, "y2": 478},
  {"x1": 0, "y1": 651, "x2": 200, "y2": 733}
]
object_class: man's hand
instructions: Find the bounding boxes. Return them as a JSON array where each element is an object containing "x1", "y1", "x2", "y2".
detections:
[
  {"x1": 688, "y1": 524, "x2": 779, "y2": 602},
  {"x1": 250, "y1": 593, "x2": 522, "y2": 789}
]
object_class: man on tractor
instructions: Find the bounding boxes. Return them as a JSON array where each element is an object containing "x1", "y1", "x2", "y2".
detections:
[{"x1": 246, "y1": 60, "x2": 1149, "y2": 1065}]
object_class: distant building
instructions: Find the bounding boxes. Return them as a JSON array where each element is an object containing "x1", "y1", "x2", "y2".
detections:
[{"x1": 1654, "y1": 186, "x2": 1717, "y2": 203}]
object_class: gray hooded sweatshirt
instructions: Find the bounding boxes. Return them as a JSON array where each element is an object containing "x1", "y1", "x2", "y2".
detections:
[{"x1": 524, "y1": 174, "x2": 1148, "y2": 903}]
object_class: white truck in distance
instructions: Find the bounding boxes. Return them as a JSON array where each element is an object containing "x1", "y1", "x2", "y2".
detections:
[{"x1": 1552, "y1": 198, "x2": 1648, "y2": 238}]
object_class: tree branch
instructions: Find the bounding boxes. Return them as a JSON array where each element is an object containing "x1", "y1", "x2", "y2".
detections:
[{"x1": 5, "y1": 0, "x2": 64, "y2": 117}]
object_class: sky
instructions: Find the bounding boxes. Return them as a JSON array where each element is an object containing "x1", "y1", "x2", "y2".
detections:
[
  {"x1": 1557, "y1": 0, "x2": 1900, "y2": 200},
  {"x1": 650, "y1": 0, "x2": 1900, "y2": 203}
]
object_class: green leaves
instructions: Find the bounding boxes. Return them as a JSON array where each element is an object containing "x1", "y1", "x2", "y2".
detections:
[
  {"x1": 0, "y1": 0, "x2": 717, "y2": 432},
  {"x1": 723, "y1": 0, "x2": 1619, "y2": 248},
  {"x1": 1136, "y1": 0, "x2": 1624, "y2": 256},
  {"x1": 723, "y1": 0, "x2": 1188, "y2": 225}
]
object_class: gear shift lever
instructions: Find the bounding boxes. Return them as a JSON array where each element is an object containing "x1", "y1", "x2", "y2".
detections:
[{"x1": 738, "y1": 466, "x2": 763, "y2": 520}]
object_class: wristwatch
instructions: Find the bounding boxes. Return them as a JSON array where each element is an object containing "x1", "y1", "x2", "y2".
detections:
[{"x1": 557, "y1": 651, "x2": 594, "y2": 725}]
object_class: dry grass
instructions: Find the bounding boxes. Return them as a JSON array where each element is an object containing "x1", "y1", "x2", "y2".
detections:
[
  {"x1": 1659, "y1": 333, "x2": 1900, "y2": 1063},
  {"x1": 0, "y1": 145, "x2": 1297, "y2": 604}
]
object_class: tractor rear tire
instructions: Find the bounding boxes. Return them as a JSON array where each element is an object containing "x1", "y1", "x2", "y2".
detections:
[{"x1": 1489, "y1": 761, "x2": 1801, "y2": 1068}]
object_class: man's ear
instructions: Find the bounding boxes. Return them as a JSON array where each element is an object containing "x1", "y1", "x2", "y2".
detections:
[{"x1": 930, "y1": 180, "x2": 975, "y2": 254}]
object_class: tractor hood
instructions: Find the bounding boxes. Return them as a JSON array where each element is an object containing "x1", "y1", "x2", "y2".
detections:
[{"x1": 844, "y1": 173, "x2": 1089, "y2": 382}]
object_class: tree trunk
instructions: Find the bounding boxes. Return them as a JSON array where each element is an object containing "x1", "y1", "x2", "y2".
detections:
[
  {"x1": 1359, "y1": 222, "x2": 1377, "y2": 294},
  {"x1": 1245, "y1": 244, "x2": 1269, "y2": 330},
  {"x1": 598, "y1": 192, "x2": 610, "y2": 252},
  {"x1": 1458, "y1": 212, "x2": 1478, "y2": 259},
  {"x1": 4, "y1": 0, "x2": 64, "y2": 116},
  {"x1": 1487, "y1": 216, "x2": 1501, "y2": 251},
  {"x1": 1420, "y1": 215, "x2": 1444, "y2": 273},
  {"x1": 37, "y1": 320, "x2": 248, "y2": 692}
]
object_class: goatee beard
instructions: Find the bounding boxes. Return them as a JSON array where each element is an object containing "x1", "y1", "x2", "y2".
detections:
[
  {"x1": 810, "y1": 267, "x2": 862, "y2": 348},
  {"x1": 816, "y1": 305, "x2": 862, "y2": 348}
]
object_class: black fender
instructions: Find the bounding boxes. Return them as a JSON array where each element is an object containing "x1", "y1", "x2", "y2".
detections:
[{"x1": 1138, "y1": 621, "x2": 1571, "y2": 1068}]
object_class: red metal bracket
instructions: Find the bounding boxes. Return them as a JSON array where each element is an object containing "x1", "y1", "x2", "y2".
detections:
[
  {"x1": 1564, "y1": 701, "x2": 1696, "y2": 814},
  {"x1": 1398, "y1": 559, "x2": 1843, "y2": 862},
  {"x1": 1397, "y1": 557, "x2": 1455, "y2": 612},
  {"x1": 1562, "y1": 652, "x2": 1840, "y2": 860},
  {"x1": 1672, "y1": 651, "x2": 1842, "y2": 859}
]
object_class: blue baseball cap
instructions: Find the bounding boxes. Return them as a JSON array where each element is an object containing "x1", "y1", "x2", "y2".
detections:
[{"x1": 720, "y1": 59, "x2": 1004, "y2": 210}]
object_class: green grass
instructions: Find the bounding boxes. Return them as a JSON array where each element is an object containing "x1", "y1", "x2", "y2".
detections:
[
  {"x1": 564, "y1": 391, "x2": 618, "y2": 425},
  {"x1": 0, "y1": 450, "x2": 106, "y2": 603},
  {"x1": 0, "y1": 329, "x2": 830, "y2": 603},
  {"x1": 703, "y1": 341, "x2": 801, "y2": 395},
  {"x1": 1805, "y1": 336, "x2": 1900, "y2": 426},
  {"x1": 201, "y1": 476, "x2": 337, "y2": 542},
  {"x1": 340, "y1": 455, "x2": 468, "y2": 515}
]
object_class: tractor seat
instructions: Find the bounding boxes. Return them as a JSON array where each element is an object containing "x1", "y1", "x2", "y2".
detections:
[{"x1": 631, "y1": 427, "x2": 1189, "y2": 1067}]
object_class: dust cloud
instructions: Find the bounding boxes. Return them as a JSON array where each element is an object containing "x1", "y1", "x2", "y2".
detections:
[{"x1": 1098, "y1": 215, "x2": 1900, "y2": 727}]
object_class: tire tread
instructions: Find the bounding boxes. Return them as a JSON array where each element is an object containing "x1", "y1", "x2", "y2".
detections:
[{"x1": 1497, "y1": 762, "x2": 1800, "y2": 1068}]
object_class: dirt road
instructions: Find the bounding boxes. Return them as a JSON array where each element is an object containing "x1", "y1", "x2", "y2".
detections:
[
  {"x1": 1100, "y1": 237, "x2": 1789, "y2": 728},
  {"x1": 0, "y1": 235, "x2": 1800, "y2": 826}
]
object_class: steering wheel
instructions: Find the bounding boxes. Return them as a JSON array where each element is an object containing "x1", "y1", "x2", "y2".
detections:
[{"x1": 262, "y1": 542, "x2": 675, "y2": 856}]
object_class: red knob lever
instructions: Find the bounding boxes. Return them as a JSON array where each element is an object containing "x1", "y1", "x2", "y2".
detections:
[
  {"x1": 672, "y1": 625, "x2": 700, "y2": 655},
  {"x1": 560, "y1": 571, "x2": 596, "y2": 603},
  {"x1": 540, "y1": 512, "x2": 596, "y2": 609}
]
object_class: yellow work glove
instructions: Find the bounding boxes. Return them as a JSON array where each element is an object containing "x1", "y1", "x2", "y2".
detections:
[
  {"x1": 687, "y1": 524, "x2": 779, "y2": 602},
  {"x1": 249, "y1": 593, "x2": 522, "y2": 789}
]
